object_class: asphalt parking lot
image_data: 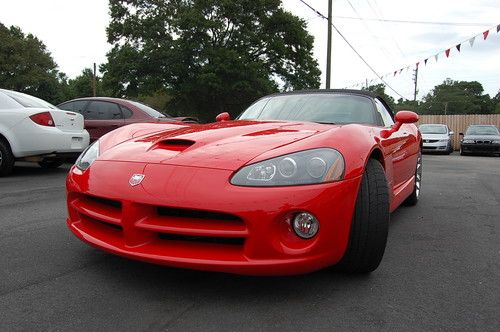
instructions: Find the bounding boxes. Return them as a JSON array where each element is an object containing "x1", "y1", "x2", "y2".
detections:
[{"x1": 0, "y1": 154, "x2": 499, "y2": 331}]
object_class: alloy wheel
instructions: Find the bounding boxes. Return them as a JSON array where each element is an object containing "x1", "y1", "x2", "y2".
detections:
[{"x1": 415, "y1": 154, "x2": 422, "y2": 198}]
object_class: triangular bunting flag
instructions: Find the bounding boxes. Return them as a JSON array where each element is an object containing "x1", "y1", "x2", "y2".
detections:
[
  {"x1": 483, "y1": 30, "x2": 489, "y2": 40},
  {"x1": 456, "y1": 44, "x2": 461, "y2": 52},
  {"x1": 399, "y1": 68, "x2": 403, "y2": 74},
  {"x1": 394, "y1": 71, "x2": 397, "y2": 76},
  {"x1": 497, "y1": 24, "x2": 500, "y2": 33},
  {"x1": 424, "y1": 58, "x2": 429, "y2": 66},
  {"x1": 434, "y1": 54, "x2": 439, "y2": 62},
  {"x1": 469, "y1": 37, "x2": 475, "y2": 47},
  {"x1": 416, "y1": 62, "x2": 420, "y2": 68},
  {"x1": 445, "y1": 48, "x2": 451, "y2": 57}
]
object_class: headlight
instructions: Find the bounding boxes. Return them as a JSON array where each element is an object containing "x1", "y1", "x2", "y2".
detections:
[
  {"x1": 75, "y1": 140, "x2": 99, "y2": 171},
  {"x1": 230, "y1": 148, "x2": 344, "y2": 186},
  {"x1": 439, "y1": 139, "x2": 449, "y2": 143},
  {"x1": 462, "y1": 139, "x2": 474, "y2": 144}
]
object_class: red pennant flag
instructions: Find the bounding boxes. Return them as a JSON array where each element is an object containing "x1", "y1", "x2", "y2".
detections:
[
  {"x1": 483, "y1": 30, "x2": 489, "y2": 40},
  {"x1": 424, "y1": 58, "x2": 429, "y2": 66},
  {"x1": 497, "y1": 24, "x2": 500, "y2": 33},
  {"x1": 445, "y1": 48, "x2": 451, "y2": 57},
  {"x1": 456, "y1": 44, "x2": 461, "y2": 52}
]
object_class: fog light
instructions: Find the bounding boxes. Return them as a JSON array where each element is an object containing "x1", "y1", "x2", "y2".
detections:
[{"x1": 292, "y1": 212, "x2": 319, "y2": 239}]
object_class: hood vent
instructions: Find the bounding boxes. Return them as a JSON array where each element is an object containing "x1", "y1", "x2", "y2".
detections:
[{"x1": 155, "y1": 139, "x2": 195, "y2": 152}]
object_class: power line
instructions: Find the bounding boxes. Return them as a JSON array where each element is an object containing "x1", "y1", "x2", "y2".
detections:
[
  {"x1": 297, "y1": 0, "x2": 409, "y2": 100},
  {"x1": 334, "y1": 16, "x2": 496, "y2": 27}
]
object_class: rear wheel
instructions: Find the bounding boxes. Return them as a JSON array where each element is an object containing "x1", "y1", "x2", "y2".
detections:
[
  {"x1": 0, "y1": 139, "x2": 15, "y2": 177},
  {"x1": 38, "y1": 160, "x2": 64, "y2": 169},
  {"x1": 335, "y1": 159, "x2": 389, "y2": 273},
  {"x1": 404, "y1": 152, "x2": 422, "y2": 206}
]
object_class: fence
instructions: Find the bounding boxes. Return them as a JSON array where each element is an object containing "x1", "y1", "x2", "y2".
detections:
[{"x1": 417, "y1": 114, "x2": 500, "y2": 150}]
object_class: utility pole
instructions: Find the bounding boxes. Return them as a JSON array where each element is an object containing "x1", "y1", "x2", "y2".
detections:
[
  {"x1": 325, "y1": 0, "x2": 333, "y2": 89},
  {"x1": 92, "y1": 62, "x2": 97, "y2": 97},
  {"x1": 444, "y1": 101, "x2": 448, "y2": 115},
  {"x1": 412, "y1": 65, "x2": 418, "y2": 102}
]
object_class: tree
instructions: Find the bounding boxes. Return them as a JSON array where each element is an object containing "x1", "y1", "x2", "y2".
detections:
[
  {"x1": 65, "y1": 68, "x2": 103, "y2": 99},
  {"x1": 0, "y1": 23, "x2": 65, "y2": 104},
  {"x1": 419, "y1": 79, "x2": 494, "y2": 115},
  {"x1": 102, "y1": 0, "x2": 321, "y2": 121},
  {"x1": 362, "y1": 84, "x2": 395, "y2": 109}
]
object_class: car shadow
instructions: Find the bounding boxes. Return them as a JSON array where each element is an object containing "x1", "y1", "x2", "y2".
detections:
[{"x1": 8, "y1": 162, "x2": 70, "y2": 177}]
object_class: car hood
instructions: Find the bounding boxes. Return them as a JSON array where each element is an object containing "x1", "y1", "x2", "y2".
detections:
[
  {"x1": 421, "y1": 133, "x2": 449, "y2": 140},
  {"x1": 99, "y1": 120, "x2": 337, "y2": 170},
  {"x1": 463, "y1": 134, "x2": 500, "y2": 141}
]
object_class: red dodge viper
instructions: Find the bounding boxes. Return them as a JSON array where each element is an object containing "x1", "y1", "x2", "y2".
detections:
[{"x1": 66, "y1": 90, "x2": 422, "y2": 275}]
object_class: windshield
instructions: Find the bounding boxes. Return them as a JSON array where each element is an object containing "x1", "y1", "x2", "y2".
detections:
[
  {"x1": 419, "y1": 124, "x2": 447, "y2": 134},
  {"x1": 1, "y1": 90, "x2": 57, "y2": 109},
  {"x1": 238, "y1": 94, "x2": 376, "y2": 125},
  {"x1": 465, "y1": 126, "x2": 499, "y2": 136},
  {"x1": 129, "y1": 101, "x2": 167, "y2": 118}
]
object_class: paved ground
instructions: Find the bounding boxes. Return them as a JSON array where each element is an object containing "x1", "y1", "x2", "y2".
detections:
[{"x1": 0, "y1": 154, "x2": 499, "y2": 331}]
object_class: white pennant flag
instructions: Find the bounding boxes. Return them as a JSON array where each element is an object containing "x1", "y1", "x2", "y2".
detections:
[
  {"x1": 469, "y1": 37, "x2": 475, "y2": 47},
  {"x1": 434, "y1": 54, "x2": 439, "y2": 62}
]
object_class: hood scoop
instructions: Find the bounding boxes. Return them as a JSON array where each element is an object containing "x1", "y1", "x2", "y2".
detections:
[{"x1": 154, "y1": 139, "x2": 195, "y2": 152}]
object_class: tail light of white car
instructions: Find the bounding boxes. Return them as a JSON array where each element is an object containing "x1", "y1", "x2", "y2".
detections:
[{"x1": 29, "y1": 112, "x2": 55, "y2": 127}]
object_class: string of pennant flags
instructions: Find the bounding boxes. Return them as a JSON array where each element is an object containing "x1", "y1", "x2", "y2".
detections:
[{"x1": 348, "y1": 23, "x2": 500, "y2": 89}]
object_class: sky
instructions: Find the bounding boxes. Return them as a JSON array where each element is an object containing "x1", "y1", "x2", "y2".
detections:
[{"x1": 0, "y1": 0, "x2": 499, "y2": 101}]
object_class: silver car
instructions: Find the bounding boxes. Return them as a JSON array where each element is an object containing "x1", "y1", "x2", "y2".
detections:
[{"x1": 419, "y1": 124, "x2": 454, "y2": 154}]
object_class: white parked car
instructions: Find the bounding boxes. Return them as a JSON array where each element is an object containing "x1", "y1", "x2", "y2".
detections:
[
  {"x1": 419, "y1": 124, "x2": 454, "y2": 154},
  {"x1": 0, "y1": 89, "x2": 89, "y2": 176}
]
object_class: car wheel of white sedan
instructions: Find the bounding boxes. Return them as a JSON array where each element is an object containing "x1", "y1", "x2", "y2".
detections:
[{"x1": 0, "y1": 138, "x2": 15, "y2": 177}]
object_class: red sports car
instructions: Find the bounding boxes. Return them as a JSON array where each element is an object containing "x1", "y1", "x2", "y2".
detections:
[{"x1": 66, "y1": 90, "x2": 422, "y2": 275}]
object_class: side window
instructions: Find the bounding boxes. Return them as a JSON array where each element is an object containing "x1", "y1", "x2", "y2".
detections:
[
  {"x1": 59, "y1": 100, "x2": 88, "y2": 114},
  {"x1": 374, "y1": 99, "x2": 395, "y2": 127},
  {"x1": 86, "y1": 101, "x2": 122, "y2": 120},
  {"x1": 120, "y1": 105, "x2": 133, "y2": 119}
]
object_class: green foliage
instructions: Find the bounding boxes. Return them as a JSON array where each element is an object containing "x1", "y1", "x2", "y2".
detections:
[
  {"x1": 102, "y1": 0, "x2": 321, "y2": 121},
  {"x1": 0, "y1": 23, "x2": 65, "y2": 104},
  {"x1": 362, "y1": 84, "x2": 395, "y2": 109},
  {"x1": 419, "y1": 78, "x2": 494, "y2": 115},
  {"x1": 65, "y1": 68, "x2": 103, "y2": 99}
]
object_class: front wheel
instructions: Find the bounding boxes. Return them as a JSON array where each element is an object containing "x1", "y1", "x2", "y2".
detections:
[
  {"x1": 335, "y1": 159, "x2": 389, "y2": 273},
  {"x1": 404, "y1": 152, "x2": 422, "y2": 206}
]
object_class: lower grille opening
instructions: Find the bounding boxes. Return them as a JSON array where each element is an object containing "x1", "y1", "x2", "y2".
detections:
[
  {"x1": 85, "y1": 195, "x2": 122, "y2": 209},
  {"x1": 158, "y1": 233, "x2": 244, "y2": 246},
  {"x1": 157, "y1": 207, "x2": 242, "y2": 222}
]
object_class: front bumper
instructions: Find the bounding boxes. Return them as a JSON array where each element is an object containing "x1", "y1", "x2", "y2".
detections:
[
  {"x1": 422, "y1": 140, "x2": 449, "y2": 152},
  {"x1": 461, "y1": 143, "x2": 500, "y2": 154},
  {"x1": 66, "y1": 161, "x2": 362, "y2": 275}
]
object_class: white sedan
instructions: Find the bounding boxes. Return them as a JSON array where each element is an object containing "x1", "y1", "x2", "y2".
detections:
[{"x1": 0, "y1": 89, "x2": 89, "y2": 176}]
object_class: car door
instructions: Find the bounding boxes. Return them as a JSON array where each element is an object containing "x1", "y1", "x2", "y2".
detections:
[
  {"x1": 374, "y1": 98, "x2": 416, "y2": 190},
  {"x1": 83, "y1": 101, "x2": 125, "y2": 142}
]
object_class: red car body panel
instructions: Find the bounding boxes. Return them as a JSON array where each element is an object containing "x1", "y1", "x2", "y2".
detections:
[{"x1": 66, "y1": 116, "x2": 420, "y2": 275}]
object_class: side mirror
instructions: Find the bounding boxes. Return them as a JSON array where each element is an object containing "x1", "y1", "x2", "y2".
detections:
[
  {"x1": 459, "y1": 133, "x2": 464, "y2": 136},
  {"x1": 449, "y1": 131, "x2": 454, "y2": 135},
  {"x1": 382, "y1": 111, "x2": 419, "y2": 138},
  {"x1": 215, "y1": 112, "x2": 231, "y2": 122},
  {"x1": 395, "y1": 110, "x2": 419, "y2": 124}
]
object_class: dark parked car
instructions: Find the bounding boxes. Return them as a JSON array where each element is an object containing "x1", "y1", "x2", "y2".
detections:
[
  {"x1": 460, "y1": 125, "x2": 500, "y2": 156},
  {"x1": 58, "y1": 97, "x2": 198, "y2": 142}
]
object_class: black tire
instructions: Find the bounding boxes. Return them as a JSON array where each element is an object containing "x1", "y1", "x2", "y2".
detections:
[
  {"x1": 459, "y1": 147, "x2": 467, "y2": 156},
  {"x1": 0, "y1": 138, "x2": 15, "y2": 177},
  {"x1": 38, "y1": 160, "x2": 64, "y2": 169},
  {"x1": 404, "y1": 152, "x2": 422, "y2": 206},
  {"x1": 335, "y1": 159, "x2": 389, "y2": 273}
]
